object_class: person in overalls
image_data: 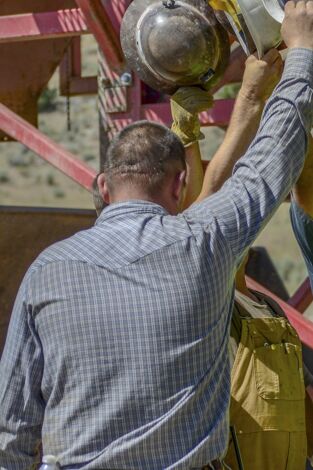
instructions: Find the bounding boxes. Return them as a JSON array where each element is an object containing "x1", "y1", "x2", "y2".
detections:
[
  {"x1": 222, "y1": 133, "x2": 313, "y2": 470},
  {"x1": 224, "y1": 250, "x2": 313, "y2": 470}
]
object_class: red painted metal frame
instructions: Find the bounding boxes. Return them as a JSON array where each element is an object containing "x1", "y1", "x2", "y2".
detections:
[
  {"x1": 0, "y1": 103, "x2": 96, "y2": 191},
  {"x1": 60, "y1": 0, "x2": 129, "y2": 96},
  {"x1": 75, "y1": 0, "x2": 124, "y2": 71},
  {"x1": 288, "y1": 277, "x2": 313, "y2": 313},
  {"x1": 66, "y1": 75, "x2": 98, "y2": 95},
  {"x1": 59, "y1": 37, "x2": 98, "y2": 96},
  {"x1": 0, "y1": 9, "x2": 88, "y2": 43},
  {"x1": 247, "y1": 276, "x2": 313, "y2": 348},
  {"x1": 105, "y1": 99, "x2": 235, "y2": 130}
]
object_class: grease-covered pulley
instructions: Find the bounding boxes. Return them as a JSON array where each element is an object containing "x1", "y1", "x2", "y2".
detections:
[{"x1": 120, "y1": 0, "x2": 230, "y2": 95}]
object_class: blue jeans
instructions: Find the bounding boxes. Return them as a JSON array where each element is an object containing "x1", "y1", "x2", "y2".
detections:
[{"x1": 290, "y1": 200, "x2": 313, "y2": 291}]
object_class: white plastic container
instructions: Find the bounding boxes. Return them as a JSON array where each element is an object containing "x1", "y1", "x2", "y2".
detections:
[
  {"x1": 237, "y1": 0, "x2": 282, "y2": 57},
  {"x1": 39, "y1": 455, "x2": 61, "y2": 470},
  {"x1": 262, "y1": 0, "x2": 285, "y2": 23}
]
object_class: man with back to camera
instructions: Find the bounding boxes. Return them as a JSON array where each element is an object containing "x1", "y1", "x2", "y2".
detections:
[
  {"x1": 92, "y1": 52, "x2": 313, "y2": 469},
  {"x1": 1, "y1": 2, "x2": 313, "y2": 469}
]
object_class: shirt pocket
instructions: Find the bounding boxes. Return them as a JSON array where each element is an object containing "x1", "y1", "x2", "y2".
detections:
[{"x1": 254, "y1": 342, "x2": 305, "y2": 400}]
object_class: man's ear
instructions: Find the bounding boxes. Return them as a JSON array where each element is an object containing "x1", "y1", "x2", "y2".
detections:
[
  {"x1": 172, "y1": 170, "x2": 187, "y2": 201},
  {"x1": 97, "y1": 173, "x2": 110, "y2": 204}
]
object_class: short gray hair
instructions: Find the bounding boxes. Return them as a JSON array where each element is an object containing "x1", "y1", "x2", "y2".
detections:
[{"x1": 103, "y1": 120, "x2": 186, "y2": 196}]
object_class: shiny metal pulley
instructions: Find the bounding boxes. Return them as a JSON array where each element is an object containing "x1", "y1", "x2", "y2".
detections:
[{"x1": 120, "y1": 0, "x2": 230, "y2": 94}]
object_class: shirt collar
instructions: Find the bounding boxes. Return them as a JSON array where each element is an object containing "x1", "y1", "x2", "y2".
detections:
[{"x1": 95, "y1": 200, "x2": 168, "y2": 225}]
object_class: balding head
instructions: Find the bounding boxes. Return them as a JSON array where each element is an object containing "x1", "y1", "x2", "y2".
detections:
[{"x1": 103, "y1": 120, "x2": 186, "y2": 198}]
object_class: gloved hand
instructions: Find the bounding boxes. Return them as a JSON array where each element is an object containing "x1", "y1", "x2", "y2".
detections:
[{"x1": 171, "y1": 87, "x2": 213, "y2": 146}]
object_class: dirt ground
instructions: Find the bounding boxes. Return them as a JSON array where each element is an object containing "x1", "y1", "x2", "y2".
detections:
[{"x1": 0, "y1": 36, "x2": 312, "y2": 319}]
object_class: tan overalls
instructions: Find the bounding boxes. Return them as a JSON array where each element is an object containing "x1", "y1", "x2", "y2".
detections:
[{"x1": 224, "y1": 292, "x2": 307, "y2": 470}]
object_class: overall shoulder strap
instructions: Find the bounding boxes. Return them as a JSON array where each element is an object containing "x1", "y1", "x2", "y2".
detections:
[{"x1": 253, "y1": 291, "x2": 286, "y2": 318}]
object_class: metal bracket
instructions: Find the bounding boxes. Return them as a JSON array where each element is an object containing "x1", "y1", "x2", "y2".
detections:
[
  {"x1": 100, "y1": 72, "x2": 133, "y2": 90},
  {"x1": 163, "y1": 0, "x2": 176, "y2": 8}
]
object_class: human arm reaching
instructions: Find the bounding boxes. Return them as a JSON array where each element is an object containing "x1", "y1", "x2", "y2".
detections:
[
  {"x1": 286, "y1": 2, "x2": 313, "y2": 287},
  {"x1": 184, "y1": 1, "x2": 313, "y2": 262},
  {"x1": 171, "y1": 49, "x2": 282, "y2": 208},
  {"x1": 170, "y1": 86, "x2": 212, "y2": 209},
  {"x1": 198, "y1": 49, "x2": 283, "y2": 199}
]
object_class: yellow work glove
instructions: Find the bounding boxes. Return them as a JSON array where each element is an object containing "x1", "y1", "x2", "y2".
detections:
[{"x1": 171, "y1": 87, "x2": 213, "y2": 147}]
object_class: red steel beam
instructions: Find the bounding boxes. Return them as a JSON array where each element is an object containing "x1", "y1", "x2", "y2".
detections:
[
  {"x1": 106, "y1": 100, "x2": 235, "y2": 129},
  {"x1": 142, "y1": 99, "x2": 235, "y2": 127},
  {"x1": 247, "y1": 276, "x2": 313, "y2": 348},
  {"x1": 0, "y1": 103, "x2": 96, "y2": 191},
  {"x1": 68, "y1": 76, "x2": 98, "y2": 96},
  {"x1": 75, "y1": 0, "x2": 124, "y2": 71},
  {"x1": 0, "y1": 9, "x2": 88, "y2": 43},
  {"x1": 60, "y1": 38, "x2": 98, "y2": 96},
  {"x1": 288, "y1": 277, "x2": 313, "y2": 313}
]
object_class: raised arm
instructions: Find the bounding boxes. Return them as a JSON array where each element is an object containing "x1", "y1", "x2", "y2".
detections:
[
  {"x1": 198, "y1": 49, "x2": 283, "y2": 199},
  {"x1": 170, "y1": 86, "x2": 212, "y2": 209},
  {"x1": 184, "y1": 2, "x2": 313, "y2": 262}
]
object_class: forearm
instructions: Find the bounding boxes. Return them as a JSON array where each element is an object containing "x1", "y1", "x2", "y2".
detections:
[
  {"x1": 184, "y1": 49, "x2": 313, "y2": 260},
  {"x1": 182, "y1": 142, "x2": 204, "y2": 209},
  {"x1": 224, "y1": 48, "x2": 313, "y2": 252},
  {"x1": 198, "y1": 92, "x2": 264, "y2": 199}
]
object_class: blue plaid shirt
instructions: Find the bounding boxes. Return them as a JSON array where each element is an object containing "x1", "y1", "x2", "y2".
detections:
[{"x1": 1, "y1": 49, "x2": 313, "y2": 470}]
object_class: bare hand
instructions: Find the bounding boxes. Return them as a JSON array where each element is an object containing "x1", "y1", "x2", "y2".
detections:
[
  {"x1": 282, "y1": 0, "x2": 313, "y2": 50},
  {"x1": 240, "y1": 49, "x2": 284, "y2": 103}
]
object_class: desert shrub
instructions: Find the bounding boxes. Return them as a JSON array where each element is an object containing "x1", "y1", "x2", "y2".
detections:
[
  {"x1": 54, "y1": 189, "x2": 65, "y2": 198},
  {"x1": 39, "y1": 87, "x2": 58, "y2": 112},
  {"x1": 0, "y1": 171, "x2": 10, "y2": 183},
  {"x1": 46, "y1": 173, "x2": 57, "y2": 186},
  {"x1": 83, "y1": 154, "x2": 95, "y2": 162},
  {"x1": 9, "y1": 152, "x2": 33, "y2": 167}
]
